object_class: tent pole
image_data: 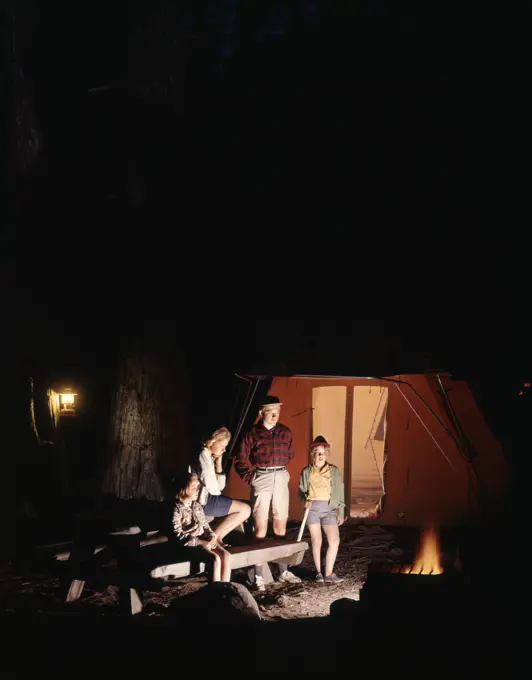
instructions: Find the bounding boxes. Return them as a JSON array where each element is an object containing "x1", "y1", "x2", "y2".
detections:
[
  {"x1": 371, "y1": 376, "x2": 464, "y2": 452},
  {"x1": 434, "y1": 373, "x2": 476, "y2": 462},
  {"x1": 228, "y1": 376, "x2": 261, "y2": 459},
  {"x1": 344, "y1": 387, "x2": 354, "y2": 517}
]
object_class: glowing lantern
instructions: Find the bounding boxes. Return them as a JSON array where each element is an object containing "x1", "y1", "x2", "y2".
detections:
[{"x1": 59, "y1": 389, "x2": 78, "y2": 416}]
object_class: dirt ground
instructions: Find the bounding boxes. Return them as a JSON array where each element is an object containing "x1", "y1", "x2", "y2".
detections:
[
  {"x1": 239, "y1": 523, "x2": 409, "y2": 620},
  {"x1": 0, "y1": 524, "x2": 412, "y2": 622}
]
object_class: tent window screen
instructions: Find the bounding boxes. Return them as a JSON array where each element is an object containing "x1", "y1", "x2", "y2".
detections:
[{"x1": 312, "y1": 385, "x2": 388, "y2": 519}]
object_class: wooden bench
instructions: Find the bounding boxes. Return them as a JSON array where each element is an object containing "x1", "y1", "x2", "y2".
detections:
[
  {"x1": 150, "y1": 539, "x2": 308, "y2": 579},
  {"x1": 38, "y1": 528, "x2": 308, "y2": 615}
]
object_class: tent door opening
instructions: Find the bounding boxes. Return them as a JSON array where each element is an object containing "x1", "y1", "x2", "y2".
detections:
[{"x1": 311, "y1": 385, "x2": 389, "y2": 519}]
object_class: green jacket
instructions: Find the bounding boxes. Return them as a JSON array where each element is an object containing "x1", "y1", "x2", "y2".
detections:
[{"x1": 298, "y1": 464, "x2": 346, "y2": 520}]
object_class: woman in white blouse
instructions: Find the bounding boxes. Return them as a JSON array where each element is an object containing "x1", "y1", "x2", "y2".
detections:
[{"x1": 197, "y1": 427, "x2": 251, "y2": 544}]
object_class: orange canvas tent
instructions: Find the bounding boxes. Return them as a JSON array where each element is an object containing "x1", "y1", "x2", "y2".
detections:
[{"x1": 225, "y1": 373, "x2": 509, "y2": 527}]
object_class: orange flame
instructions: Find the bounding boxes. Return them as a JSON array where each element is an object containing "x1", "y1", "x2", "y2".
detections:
[{"x1": 411, "y1": 527, "x2": 443, "y2": 575}]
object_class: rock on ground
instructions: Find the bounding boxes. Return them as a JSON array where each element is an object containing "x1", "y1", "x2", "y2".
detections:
[{"x1": 169, "y1": 581, "x2": 261, "y2": 624}]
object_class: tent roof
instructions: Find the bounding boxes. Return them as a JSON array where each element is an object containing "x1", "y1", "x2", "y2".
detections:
[
  {"x1": 241, "y1": 353, "x2": 440, "y2": 379},
  {"x1": 242, "y1": 371, "x2": 451, "y2": 380}
]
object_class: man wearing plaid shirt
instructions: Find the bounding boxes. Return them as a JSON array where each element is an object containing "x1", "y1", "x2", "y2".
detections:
[{"x1": 235, "y1": 395, "x2": 301, "y2": 590}]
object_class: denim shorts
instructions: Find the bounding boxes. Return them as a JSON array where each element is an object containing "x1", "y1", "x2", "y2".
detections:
[
  {"x1": 307, "y1": 500, "x2": 337, "y2": 526},
  {"x1": 203, "y1": 494, "x2": 233, "y2": 517}
]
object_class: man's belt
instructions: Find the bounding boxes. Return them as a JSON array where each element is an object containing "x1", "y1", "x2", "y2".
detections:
[{"x1": 255, "y1": 466, "x2": 286, "y2": 472}]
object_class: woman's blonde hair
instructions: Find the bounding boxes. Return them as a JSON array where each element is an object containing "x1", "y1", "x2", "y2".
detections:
[{"x1": 204, "y1": 426, "x2": 231, "y2": 449}]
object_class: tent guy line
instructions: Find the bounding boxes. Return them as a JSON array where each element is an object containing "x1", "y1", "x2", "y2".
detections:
[{"x1": 395, "y1": 383, "x2": 458, "y2": 473}]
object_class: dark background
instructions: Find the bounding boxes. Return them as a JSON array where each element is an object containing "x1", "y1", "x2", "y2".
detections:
[{"x1": 4, "y1": 1, "x2": 530, "y2": 231}]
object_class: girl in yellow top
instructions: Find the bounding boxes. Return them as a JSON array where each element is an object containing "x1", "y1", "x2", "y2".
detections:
[{"x1": 298, "y1": 436, "x2": 346, "y2": 582}]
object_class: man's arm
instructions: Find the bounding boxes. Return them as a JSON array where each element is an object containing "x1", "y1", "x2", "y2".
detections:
[
  {"x1": 234, "y1": 431, "x2": 255, "y2": 484},
  {"x1": 287, "y1": 430, "x2": 295, "y2": 463}
]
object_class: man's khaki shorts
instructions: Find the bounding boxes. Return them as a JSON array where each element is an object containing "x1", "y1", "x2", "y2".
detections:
[{"x1": 251, "y1": 467, "x2": 290, "y2": 521}]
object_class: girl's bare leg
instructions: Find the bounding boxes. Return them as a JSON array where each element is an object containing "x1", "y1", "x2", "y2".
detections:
[
  {"x1": 308, "y1": 524, "x2": 323, "y2": 574},
  {"x1": 213, "y1": 546, "x2": 232, "y2": 582},
  {"x1": 209, "y1": 551, "x2": 222, "y2": 582},
  {"x1": 323, "y1": 523, "x2": 340, "y2": 576},
  {"x1": 211, "y1": 501, "x2": 251, "y2": 541}
]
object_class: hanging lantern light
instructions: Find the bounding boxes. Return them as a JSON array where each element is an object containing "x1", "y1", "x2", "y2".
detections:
[{"x1": 59, "y1": 389, "x2": 78, "y2": 416}]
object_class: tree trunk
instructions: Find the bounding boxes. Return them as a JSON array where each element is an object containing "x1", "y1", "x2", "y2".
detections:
[
  {"x1": 102, "y1": 325, "x2": 189, "y2": 502},
  {"x1": 1, "y1": 4, "x2": 42, "y2": 183},
  {"x1": 103, "y1": 350, "x2": 164, "y2": 501}
]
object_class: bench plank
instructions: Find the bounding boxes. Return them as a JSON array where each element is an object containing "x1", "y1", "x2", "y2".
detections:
[
  {"x1": 129, "y1": 588, "x2": 143, "y2": 615},
  {"x1": 270, "y1": 551, "x2": 306, "y2": 566},
  {"x1": 230, "y1": 541, "x2": 308, "y2": 569},
  {"x1": 149, "y1": 540, "x2": 308, "y2": 579},
  {"x1": 150, "y1": 561, "x2": 204, "y2": 579},
  {"x1": 66, "y1": 579, "x2": 85, "y2": 602}
]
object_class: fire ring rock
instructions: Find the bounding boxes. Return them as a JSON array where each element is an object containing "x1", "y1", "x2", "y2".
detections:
[
  {"x1": 330, "y1": 597, "x2": 360, "y2": 619},
  {"x1": 169, "y1": 582, "x2": 262, "y2": 624}
]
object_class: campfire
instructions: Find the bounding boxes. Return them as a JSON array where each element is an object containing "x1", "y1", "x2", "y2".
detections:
[
  {"x1": 393, "y1": 527, "x2": 444, "y2": 575},
  {"x1": 359, "y1": 526, "x2": 467, "y2": 614}
]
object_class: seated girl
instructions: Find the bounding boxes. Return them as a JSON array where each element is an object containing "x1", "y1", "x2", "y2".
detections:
[
  {"x1": 173, "y1": 470, "x2": 232, "y2": 583},
  {"x1": 196, "y1": 426, "x2": 251, "y2": 544},
  {"x1": 298, "y1": 436, "x2": 346, "y2": 583}
]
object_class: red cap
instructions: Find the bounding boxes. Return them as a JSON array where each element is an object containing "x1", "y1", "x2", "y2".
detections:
[{"x1": 310, "y1": 435, "x2": 330, "y2": 450}]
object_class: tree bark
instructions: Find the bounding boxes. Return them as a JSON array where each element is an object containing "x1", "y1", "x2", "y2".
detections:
[
  {"x1": 102, "y1": 326, "x2": 189, "y2": 502},
  {"x1": 103, "y1": 349, "x2": 164, "y2": 501},
  {"x1": 1, "y1": 3, "x2": 42, "y2": 183}
]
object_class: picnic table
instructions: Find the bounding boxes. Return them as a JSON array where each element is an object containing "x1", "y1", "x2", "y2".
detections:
[{"x1": 37, "y1": 522, "x2": 308, "y2": 614}]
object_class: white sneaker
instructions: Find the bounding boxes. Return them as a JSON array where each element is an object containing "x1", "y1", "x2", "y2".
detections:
[
  {"x1": 254, "y1": 575, "x2": 266, "y2": 592},
  {"x1": 278, "y1": 570, "x2": 302, "y2": 584}
]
